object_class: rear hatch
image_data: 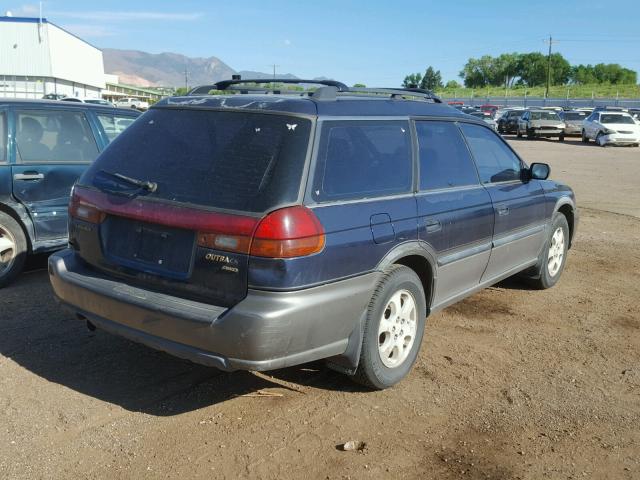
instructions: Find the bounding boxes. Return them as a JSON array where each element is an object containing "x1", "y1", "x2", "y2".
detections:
[{"x1": 70, "y1": 107, "x2": 313, "y2": 307}]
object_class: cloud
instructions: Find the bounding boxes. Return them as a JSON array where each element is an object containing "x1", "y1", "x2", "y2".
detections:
[
  {"x1": 48, "y1": 10, "x2": 204, "y2": 22},
  {"x1": 284, "y1": 39, "x2": 292, "y2": 46},
  {"x1": 61, "y1": 24, "x2": 116, "y2": 38},
  {"x1": 7, "y1": 4, "x2": 40, "y2": 16}
]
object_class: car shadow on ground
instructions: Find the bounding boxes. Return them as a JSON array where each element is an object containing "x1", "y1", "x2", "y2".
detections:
[{"x1": 0, "y1": 268, "x2": 368, "y2": 417}]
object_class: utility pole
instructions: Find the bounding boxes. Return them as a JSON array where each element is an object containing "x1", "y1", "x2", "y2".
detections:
[
  {"x1": 184, "y1": 67, "x2": 189, "y2": 92},
  {"x1": 269, "y1": 64, "x2": 280, "y2": 82},
  {"x1": 544, "y1": 35, "x2": 558, "y2": 99}
]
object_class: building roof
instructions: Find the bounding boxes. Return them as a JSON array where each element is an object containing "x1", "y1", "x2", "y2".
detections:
[
  {"x1": 158, "y1": 94, "x2": 470, "y2": 117},
  {"x1": 0, "y1": 16, "x2": 100, "y2": 50}
]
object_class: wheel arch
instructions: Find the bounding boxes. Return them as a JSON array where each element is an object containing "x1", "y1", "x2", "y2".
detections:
[
  {"x1": 554, "y1": 199, "x2": 576, "y2": 248},
  {"x1": 0, "y1": 202, "x2": 34, "y2": 253}
]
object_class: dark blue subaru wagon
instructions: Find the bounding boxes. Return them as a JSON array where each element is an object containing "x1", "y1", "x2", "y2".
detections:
[{"x1": 48, "y1": 79, "x2": 577, "y2": 389}]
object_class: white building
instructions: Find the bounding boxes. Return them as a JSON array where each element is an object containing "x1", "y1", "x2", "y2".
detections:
[{"x1": 0, "y1": 15, "x2": 105, "y2": 99}]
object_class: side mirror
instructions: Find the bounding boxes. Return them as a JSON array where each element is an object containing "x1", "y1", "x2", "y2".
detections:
[{"x1": 530, "y1": 163, "x2": 550, "y2": 180}]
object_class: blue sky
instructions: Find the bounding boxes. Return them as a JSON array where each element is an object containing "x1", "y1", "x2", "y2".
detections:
[{"x1": 6, "y1": 1, "x2": 640, "y2": 86}]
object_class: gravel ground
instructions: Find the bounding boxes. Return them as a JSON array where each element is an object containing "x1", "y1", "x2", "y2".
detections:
[{"x1": 0, "y1": 137, "x2": 639, "y2": 479}]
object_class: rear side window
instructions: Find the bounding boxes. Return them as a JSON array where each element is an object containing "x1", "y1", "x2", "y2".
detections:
[
  {"x1": 416, "y1": 121, "x2": 479, "y2": 190},
  {"x1": 83, "y1": 109, "x2": 312, "y2": 213},
  {"x1": 460, "y1": 123, "x2": 522, "y2": 184},
  {"x1": 312, "y1": 120, "x2": 412, "y2": 201},
  {"x1": 15, "y1": 110, "x2": 99, "y2": 163},
  {"x1": 0, "y1": 113, "x2": 5, "y2": 162},
  {"x1": 97, "y1": 114, "x2": 137, "y2": 142}
]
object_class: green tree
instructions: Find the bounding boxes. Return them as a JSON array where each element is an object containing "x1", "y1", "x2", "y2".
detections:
[
  {"x1": 517, "y1": 52, "x2": 547, "y2": 86},
  {"x1": 402, "y1": 73, "x2": 423, "y2": 88},
  {"x1": 445, "y1": 80, "x2": 460, "y2": 89},
  {"x1": 459, "y1": 55, "x2": 496, "y2": 88},
  {"x1": 419, "y1": 66, "x2": 443, "y2": 90},
  {"x1": 494, "y1": 53, "x2": 521, "y2": 87},
  {"x1": 549, "y1": 53, "x2": 571, "y2": 85},
  {"x1": 352, "y1": 83, "x2": 366, "y2": 88}
]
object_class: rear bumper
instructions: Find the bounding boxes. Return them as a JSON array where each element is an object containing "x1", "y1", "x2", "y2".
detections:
[{"x1": 49, "y1": 249, "x2": 379, "y2": 371}]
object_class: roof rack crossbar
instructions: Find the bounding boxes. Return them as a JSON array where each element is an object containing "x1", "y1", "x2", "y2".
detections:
[
  {"x1": 347, "y1": 87, "x2": 442, "y2": 103},
  {"x1": 187, "y1": 78, "x2": 349, "y2": 95}
]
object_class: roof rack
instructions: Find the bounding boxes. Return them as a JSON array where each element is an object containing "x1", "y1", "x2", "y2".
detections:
[{"x1": 186, "y1": 77, "x2": 441, "y2": 103}]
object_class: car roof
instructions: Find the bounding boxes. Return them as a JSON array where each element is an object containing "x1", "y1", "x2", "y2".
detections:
[
  {"x1": 156, "y1": 94, "x2": 471, "y2": 119},
  {"x1": 0, "y1": 97, "x2": 139, "y2": 114}
]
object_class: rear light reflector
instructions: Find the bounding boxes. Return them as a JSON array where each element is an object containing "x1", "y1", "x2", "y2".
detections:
[
  {"x1": 69, "y1": 187, "x2": 325, "y2": 258},
  {"x1": 69, "y1": 189, "x2": 106, "y2": 224},
  {"x1": 250, "y1": 206, "x2": 325, "y2": 258}
]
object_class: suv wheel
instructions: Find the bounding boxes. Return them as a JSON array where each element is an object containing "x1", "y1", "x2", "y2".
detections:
[
  {"x1": 581, "y1": 130, "x2": 589, "y2": 143},
  {"x1": 0, "y1": 212, "x2": 27, "y2": 288},
  {"x1": 352, "y1": 265, "x2": 426, "y2": 389},
  {"x1": 525, "y1": 213, "x2": 569, "y2": 290}
]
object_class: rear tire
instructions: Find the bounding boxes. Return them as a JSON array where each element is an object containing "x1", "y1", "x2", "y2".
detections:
[
  {"x1": 559, "y1": 134, "x2": 565, "y2": 142},
  {"x1": 0, "y1": 212, "x2": 27, "y2": 288},
  {"x1": 352, "y1": 265, "x2": 426, "y2": 390},
  {"x1": 525, "y1": 213, "x2": 569, "y2": 290}
]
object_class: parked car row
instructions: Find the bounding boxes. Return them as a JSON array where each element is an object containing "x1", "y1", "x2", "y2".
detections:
[
  {"x1": 0, "y1": 99, "x2": 141, "y2": 286},
  {"x1": 42, "y1": 94, "x2": 150, "y2": 111},
  {"x1": 493, "y1": 106, "x2": 640, "y2": 147}
]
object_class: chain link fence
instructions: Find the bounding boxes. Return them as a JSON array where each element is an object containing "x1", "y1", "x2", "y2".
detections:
[{"x1": 440, "y1": 96, "x2": 640, "y2": 109}]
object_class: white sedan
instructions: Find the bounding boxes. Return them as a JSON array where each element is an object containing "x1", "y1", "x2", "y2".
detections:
[{"x1": 582, "y1": 112, "x2": 640, "y2": 147}]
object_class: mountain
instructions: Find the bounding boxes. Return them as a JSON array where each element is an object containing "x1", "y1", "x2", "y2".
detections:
[
  {"x1": 237, "y1": 71, "x2": 299, "y2": 80},
  {"x1": 102, "y1": 49, "x2": 236, "y2": 87}
]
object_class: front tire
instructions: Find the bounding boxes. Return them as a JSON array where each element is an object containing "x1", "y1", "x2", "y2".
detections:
[
  {"x1": 525, "y1": 213, "x2": 569, "y2": 290},
  {"x1": 581, "y1": 130, "x2": 589, "y2": 143},
  {"x1": 516, "y1": 128, "x2": 522, "y2": 138},
  {"x1": 559, "y1": 134, "x2": 565, "y2": 142},
  {"x1": 352, "y1": 265, "x2": 426, "y2": 390},
  {"x1": 596, "y1": 132, "x2": 606, "y2": 147},
  {"x1": 0, "y1": 212, "x2": 28, "y2": 288}
]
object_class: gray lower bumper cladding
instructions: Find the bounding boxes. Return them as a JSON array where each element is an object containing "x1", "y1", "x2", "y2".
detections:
[{"x1": 48, "y1": 249, "x2": 379, "y2": 371}]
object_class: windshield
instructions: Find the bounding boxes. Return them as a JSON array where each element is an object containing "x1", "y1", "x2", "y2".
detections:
[
  {"x1": 600, "y1": 114, "x2": 635, "y2": 125},
  {"x1": 530, "y1": 111, "x2": 560, "y2": 121},
  {"x1": 562, "y1": 112, "x2": 587, "y2": 121},
  {"x1": 81, "y1": 108, "x2": 312, "y2": 213}
]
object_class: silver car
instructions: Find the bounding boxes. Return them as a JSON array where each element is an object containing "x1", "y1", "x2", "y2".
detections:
[
  {"x1": 517, "y1": 110, "x2": 566, "y2": 141},
  {"x1": 560, "y1": 110, "x2": 589, "y2": 137}
]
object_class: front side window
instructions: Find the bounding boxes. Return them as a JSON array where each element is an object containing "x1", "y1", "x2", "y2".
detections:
[
  {"x1": 416, "y1": 121, "x2": 479, "y2": 190},
  {"x1": 460, "y1": 123, "x2": 523, "y2": 184},
  {"x1": 312, "y1": 120, "x2": 412, "y2": 201},
  {"x1": 15, "y1": 110, "x2": 99, "y2": 163},
  {"x1": 97, "y1": 114, "x2": 138, "y2": 142}
]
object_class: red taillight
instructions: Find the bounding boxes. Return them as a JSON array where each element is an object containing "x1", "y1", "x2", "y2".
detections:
[
  {"x1": 69, "y1": 188, "x2": 106, "y2": 224},
  {"x1": 250, "y1": 206, "x2": 325, "y2": 258}
]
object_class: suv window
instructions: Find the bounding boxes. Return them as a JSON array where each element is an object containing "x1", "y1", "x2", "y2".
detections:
[
  {"x1": 97, "y1": 114, "x2": 137, "y2": 142},
  {"x1": 15, "y1": 110, "x2": 99, "y2": 163},
  {"x1": 84, "y1": 109, "x2": 312, "y2": 213},
  {"x1": 0, "y1": 113, "x2": 6, "y2": 162},
  {"x1": 416, "y1": 121, "x2": 478, "y2": 190},
  {"x1": 312, "y1": 120, "x2": 412, "y2": 201},
  {"x1": 460, "y1": 123, "x2": 523, "y2": 184}
]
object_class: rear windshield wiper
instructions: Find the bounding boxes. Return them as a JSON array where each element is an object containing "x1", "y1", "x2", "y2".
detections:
[{"x1": 99, "y1": 170, "x2": 158, "y2": 193}]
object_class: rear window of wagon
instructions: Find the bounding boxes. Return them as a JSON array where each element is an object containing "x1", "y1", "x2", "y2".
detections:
[{"x1": 81, "y1": 109, "x2": 312, "y2": 213}]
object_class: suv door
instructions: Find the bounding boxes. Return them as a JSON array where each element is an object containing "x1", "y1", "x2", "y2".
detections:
[
  {"x1": 11, "y1": 108, "x2": 100, "y2": 241},
  {"x1": 414, "y1": 120, "x2": 493, "y2": 306},
  {"x1": 459, "y1": 123, "x2": 546, "y2": 281}
]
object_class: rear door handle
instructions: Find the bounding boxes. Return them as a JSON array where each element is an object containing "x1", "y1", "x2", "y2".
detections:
[
  {"x1": 14, "y1": 172, "x2": 44, "y2": 181},
  {"x1": 425, "y1": 218, "x2": 442, "y2": 233},
  {"x1": 497, "y1": 204, "x2": 510, "y2": 216}
]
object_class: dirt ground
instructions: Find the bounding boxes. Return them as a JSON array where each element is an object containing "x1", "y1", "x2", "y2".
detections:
[{"x1": 1, "y1": 138, "x2": 639, "y2": 480}]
